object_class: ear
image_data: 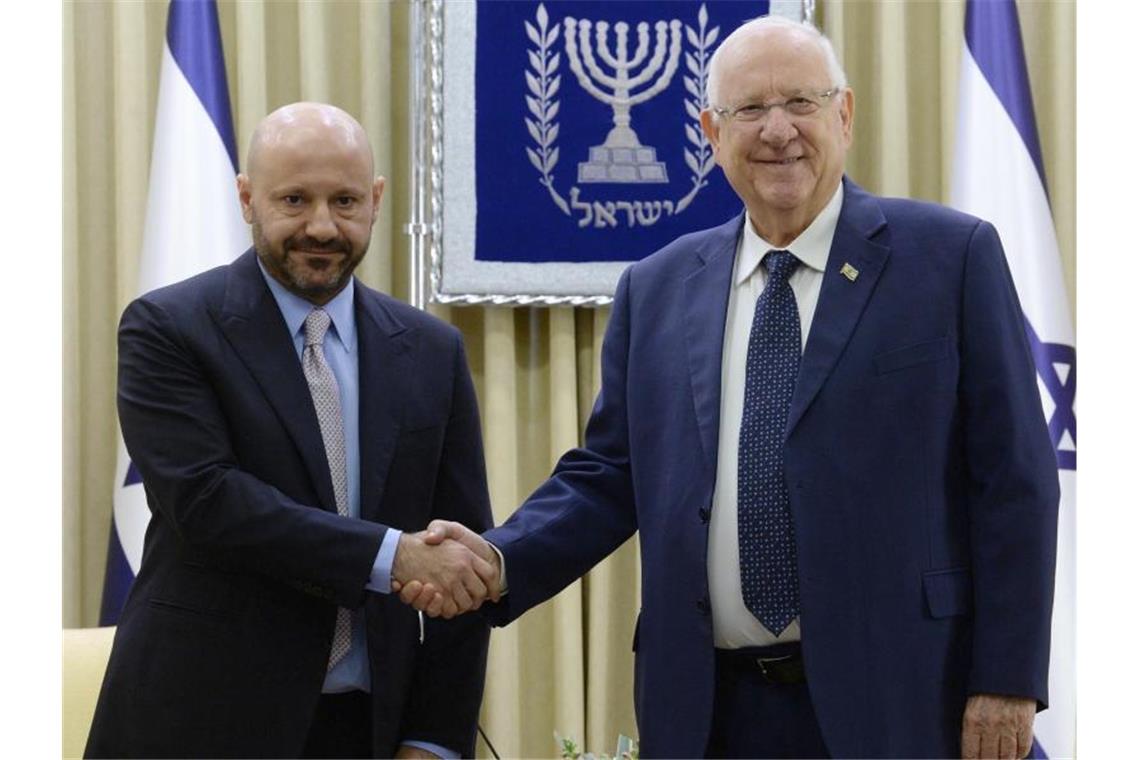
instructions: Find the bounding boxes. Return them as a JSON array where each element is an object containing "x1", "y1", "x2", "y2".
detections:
[
  {"x1": 839, "y1": 88, "x2": 855, "y2": 146},
  {"x1": 371, "y1": 176, "x2": 387, "y2": 223},
  {"x1": 236, "y1": 174, "x2": 254, "y2": 224},
  {"x1": 699, "y1": 109, "x2": 723, "y2": 163}
]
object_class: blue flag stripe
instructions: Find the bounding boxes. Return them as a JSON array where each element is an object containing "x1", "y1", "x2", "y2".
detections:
[
  {"x1": 166, "y1": 0, "x2": 239, "y2": 170},
  {"x1": 964, "y1": 0, "x2": 1048, "y2": 196}
]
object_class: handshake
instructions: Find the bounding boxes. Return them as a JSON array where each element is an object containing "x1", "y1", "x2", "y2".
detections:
[{"x1": 390, "y1": 521, "x2": 502, "y2": 619}]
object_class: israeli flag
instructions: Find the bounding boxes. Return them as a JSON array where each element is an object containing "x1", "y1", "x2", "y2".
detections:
[
  {"x1": 950, "y1": 1, "x2": 1075, "y2": 757},
  {"x1": 99, "y1": 0, "x2": 249, "y2": 624}
]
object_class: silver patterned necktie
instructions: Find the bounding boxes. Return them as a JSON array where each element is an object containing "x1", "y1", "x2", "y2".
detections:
[{"x1": 302, "y1": 308, "x2": 353, "y2": 670}]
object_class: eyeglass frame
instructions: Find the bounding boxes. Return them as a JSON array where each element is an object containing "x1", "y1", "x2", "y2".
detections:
[{"x1": 711, "y1": 86, "x2": 844, "y2": 124}]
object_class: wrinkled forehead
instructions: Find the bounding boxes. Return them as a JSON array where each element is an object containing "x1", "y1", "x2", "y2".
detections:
[{"x1": 719, "y1": 27, "x2": 832, "y2": 98}]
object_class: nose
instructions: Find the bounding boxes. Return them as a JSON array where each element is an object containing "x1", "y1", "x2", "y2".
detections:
[
  {"x1": 305, "y1": 201, "x2": 337, "y2": 240},
  {"x1": 759, "y1": 107, "x2": 797, "y2": 147}
]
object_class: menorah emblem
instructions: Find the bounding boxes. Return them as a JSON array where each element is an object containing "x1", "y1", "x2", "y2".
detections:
[{"x1": 564, "y1": 16, "x2": 683, "y2": 184}]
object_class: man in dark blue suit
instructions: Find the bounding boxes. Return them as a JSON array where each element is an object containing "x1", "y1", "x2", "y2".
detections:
[
  {"x1": 86, "y1": 103, "x2": 498, "y2": 759},
  {"x1": 404, "y1": 16, "x2": 1058, "y2": 760}
]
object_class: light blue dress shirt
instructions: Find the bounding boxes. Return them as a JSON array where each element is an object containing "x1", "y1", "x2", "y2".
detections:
[{"x1": 258, "y1": 263, "x2": 455, "y2": 758}]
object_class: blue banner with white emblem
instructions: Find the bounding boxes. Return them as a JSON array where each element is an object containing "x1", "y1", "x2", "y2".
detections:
[
  {"x1": 429, "y1": 2, "x2": 800, "y2": 304},
  {"x1": 474, "y1": 1, "x2": 764, "y2": 263}
]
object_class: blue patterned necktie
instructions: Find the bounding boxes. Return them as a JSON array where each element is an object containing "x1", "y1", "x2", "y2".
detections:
[{"x1": 738, "y1": 249, "x2": 802, "y2": 635}]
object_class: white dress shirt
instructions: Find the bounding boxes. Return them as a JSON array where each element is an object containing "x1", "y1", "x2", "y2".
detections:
[{"x1": 708, "y1": 183, "x2": 844, "y2": 648}]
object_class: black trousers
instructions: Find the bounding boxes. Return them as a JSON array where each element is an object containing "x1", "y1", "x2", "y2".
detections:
[
  {"x1": 705, "y1": 644, "x2": 830, "y2": 759},
  {"x1": 302, "y1": 690, "x2": 372, "y2": 759}
]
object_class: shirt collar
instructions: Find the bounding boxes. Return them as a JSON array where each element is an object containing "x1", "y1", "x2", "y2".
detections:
[
  {"x1": 735, "y1": 182, "x2": 845, "y2": 286},
  {"x1": 256, "y1": 258, "x2": 357, "y2": 353}
]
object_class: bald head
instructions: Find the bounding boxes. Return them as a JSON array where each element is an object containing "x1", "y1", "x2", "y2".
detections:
[
  {"x1": 246, "y1": 102, "x2": 374, "y2": 180},
  {"x1": 237, "y1": 102, "x2": 385, "y2": 305}
]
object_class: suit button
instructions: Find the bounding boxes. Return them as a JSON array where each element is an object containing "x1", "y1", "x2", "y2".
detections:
[
  {"x1": 696, "y1": 597, "x2": 710, "y2": 615},
  {"x1": 698, "y1": 507, "x2": 710, "y2": 523}
]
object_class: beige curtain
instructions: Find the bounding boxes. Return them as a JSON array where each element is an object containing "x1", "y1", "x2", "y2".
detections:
[{"x1": 63, "y1": 1, "x2": 1074, "y2": 756}]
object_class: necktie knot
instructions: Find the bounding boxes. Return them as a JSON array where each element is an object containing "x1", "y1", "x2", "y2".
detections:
[
  {"x1": 764, "y1": 249, "x2": 799, "y2": 284},
  {"x1": 304, "y1": 309, "x2": 331, "y2": 348}
]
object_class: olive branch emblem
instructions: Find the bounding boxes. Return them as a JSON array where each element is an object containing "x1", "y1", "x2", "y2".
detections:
[
  {"x1": 676, "y1": 4, "x2": 719, "y2": 213},
  {"x1": 524, "y1": 4, "x2": 569, "y2": 214}
]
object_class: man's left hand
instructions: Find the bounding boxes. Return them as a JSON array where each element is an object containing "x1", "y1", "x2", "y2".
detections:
[{"x1": 960, "y1": 693, "x2": 1036, "y2": 759}]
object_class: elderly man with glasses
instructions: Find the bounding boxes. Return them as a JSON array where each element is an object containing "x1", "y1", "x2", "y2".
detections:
[{"x1": 406, "y1": 15, "x2": 1059, "y2": 760}]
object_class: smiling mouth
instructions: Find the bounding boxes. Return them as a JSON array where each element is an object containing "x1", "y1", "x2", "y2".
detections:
[
  {"x1": 759, "y1": 157, "x2": 802, "y2": 165},
  {"x1": 292, "y1": 248, "x2": 346, "y2": 257}
]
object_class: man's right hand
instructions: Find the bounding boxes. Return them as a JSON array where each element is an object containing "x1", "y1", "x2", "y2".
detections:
[
  {"x1": 392, "y1": 521, "x2": 502, "y2": 617},
  {"x1": 391, "y1": 529, "x2": 499, "y2": 619}
]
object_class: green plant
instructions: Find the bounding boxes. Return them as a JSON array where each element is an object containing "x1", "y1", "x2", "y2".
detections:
[{"x1": 555, "y1": 731, "x2": 638, "y2": 760}]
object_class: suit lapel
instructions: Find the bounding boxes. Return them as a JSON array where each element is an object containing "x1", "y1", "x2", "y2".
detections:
[
  {"x1": 786, "y1": 180, "x2": 891, "y2": 436},
  {"x1": 683, "y1": 214, "x2": 744, "y2": 473},
  {"x1": 355, "y1": 290, "x2": 414, "y2": 523},
  {"x1": 215, "y1": 251, "x2": 338, "y2": 512}
]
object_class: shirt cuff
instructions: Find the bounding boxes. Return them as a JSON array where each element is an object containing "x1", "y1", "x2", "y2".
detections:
[
  {"x1": 366, "y1": 528, "x2": 403, "y2": 593},
  {"x1": 487, "y1": 540, "x2": 508, "y2": 594},
  {"x1": 400, "y1": 740, "x2": 460, "y2": 759}
]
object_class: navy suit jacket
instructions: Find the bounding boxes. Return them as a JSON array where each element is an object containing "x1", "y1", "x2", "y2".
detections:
[
  {"x1": 484, "y1": 179, "x2": 1059, "y2": 758},
  {"x1": 86, "y1": 250, "x2": 493, "y2": 758}
]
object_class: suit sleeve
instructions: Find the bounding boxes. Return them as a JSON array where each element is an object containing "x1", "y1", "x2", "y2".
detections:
[
  {"x1": 117, "y1": 296, "x2": 385, "y2": 608},
  {"x1": 482, "y1": 267, "x2": 640, "y2": 625},
  {"x1": 958, "y1": 221, "x2": 1060, "y2": 707},
  {"x1": 399, "y1": 334, "x2": 492, "y2": 757}
]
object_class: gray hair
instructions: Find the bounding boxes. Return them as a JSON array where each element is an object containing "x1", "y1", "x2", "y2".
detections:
[{"x1": 706, "y1": 15, "x2": 848, "y2": 109}]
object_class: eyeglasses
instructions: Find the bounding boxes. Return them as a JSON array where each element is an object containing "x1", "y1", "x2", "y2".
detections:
[{"x1": 712, "y1": 87, "x2": 842, "y2": 124}]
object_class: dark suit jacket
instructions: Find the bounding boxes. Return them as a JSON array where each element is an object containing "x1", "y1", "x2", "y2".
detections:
[
  {"x1": 483, "y1": 179, "x2": 1059, "y2": 758},
  {"x1": 86, "y1": 250, "x2": 493, "y2": 759}
]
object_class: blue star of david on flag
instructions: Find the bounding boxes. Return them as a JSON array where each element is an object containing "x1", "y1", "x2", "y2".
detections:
[{"x1": 1025, "y1": 320, "x2": 1075, "y2": 471}]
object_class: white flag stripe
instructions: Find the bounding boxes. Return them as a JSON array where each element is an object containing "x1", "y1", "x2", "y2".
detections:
[
  {"x1": 138, "y1": 45, "x2": 249, "y2": 294},
  {"x1": 112, "y1": 40, "x2": 248, "y2": 576},
  {"x1": 950, "y1": 51, "x2": 1073, "y2": 346},
  {"x1": 1047, "y1": 469, "x2": 1076, "y2": 757},
  {"x1": 112, "y1": 441, "x2": 148, "y2": 574}
]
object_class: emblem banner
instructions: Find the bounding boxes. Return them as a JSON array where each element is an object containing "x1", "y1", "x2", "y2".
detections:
[{"x1": 424, "y1": 1, "x2": 806, "y2": 304}]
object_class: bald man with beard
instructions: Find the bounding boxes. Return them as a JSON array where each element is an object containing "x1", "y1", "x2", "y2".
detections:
[{"x1": 85, "y1": 103, "x2": 497, "y2": 759}]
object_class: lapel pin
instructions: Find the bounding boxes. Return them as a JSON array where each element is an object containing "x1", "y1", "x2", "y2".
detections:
[{"x1": 840, "y1": 262, "x2": 859, "y2": 282}]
